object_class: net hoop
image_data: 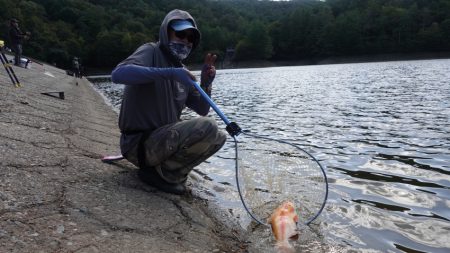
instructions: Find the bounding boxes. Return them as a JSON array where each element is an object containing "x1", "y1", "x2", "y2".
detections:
[{"x1": 233, "y1": 132, "x2": 329, "y2": 226}]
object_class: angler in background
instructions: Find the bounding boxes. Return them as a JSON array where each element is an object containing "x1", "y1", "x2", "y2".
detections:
[
  {"x1": 8, "y1": 18, "x2": 30, "y2": 67},
  {"x1": 72, "y1": 57, "x2": 81, "y2": 78}
]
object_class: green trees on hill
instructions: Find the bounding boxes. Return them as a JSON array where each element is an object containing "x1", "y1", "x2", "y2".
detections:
[
  {"x1": 1, "y1": 0, "x2": 449, "y2": 69},
  {"x1": 235, "y1": 21, "x2": 273, "y2": 60}
]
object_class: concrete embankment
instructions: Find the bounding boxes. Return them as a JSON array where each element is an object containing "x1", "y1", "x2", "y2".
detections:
[{"x1": 0, "y1": 61, "x2": 247, "y2": 252}]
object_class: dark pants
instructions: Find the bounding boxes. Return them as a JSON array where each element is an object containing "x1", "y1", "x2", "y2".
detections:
[
  {"x1": 73, "y1": 67, "x2": 80, "y2": 78},
  {"x1": 11, "y1": 44, "x2": 22, "y2": 66},
  {"x1": 124, "y1": 117, "x2": 227, "y2": 183}
]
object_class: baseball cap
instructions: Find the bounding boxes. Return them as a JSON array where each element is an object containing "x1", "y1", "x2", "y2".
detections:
[{"x1": 170, "y1": 20, "x2": 196, "y2": 31}]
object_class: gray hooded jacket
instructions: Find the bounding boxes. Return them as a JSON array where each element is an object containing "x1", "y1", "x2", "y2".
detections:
[{"x1": 114, "y1": 9, "x2": 209, "y2": 156}]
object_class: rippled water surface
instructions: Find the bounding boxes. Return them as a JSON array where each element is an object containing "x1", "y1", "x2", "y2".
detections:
[{"x1": 90, "y1": 59, "x2": 450, "y2": 253}]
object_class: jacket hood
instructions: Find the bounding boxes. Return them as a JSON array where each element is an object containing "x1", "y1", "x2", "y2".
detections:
[{"x1": 159, "y1": 9, "x2": 201, "y2": 52}]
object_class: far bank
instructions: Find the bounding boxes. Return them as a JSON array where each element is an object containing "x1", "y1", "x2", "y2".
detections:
[{"x1": 84, "y1": 51, "x2": 450, "y2": 76}]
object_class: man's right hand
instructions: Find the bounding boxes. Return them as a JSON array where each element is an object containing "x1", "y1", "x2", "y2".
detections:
[{"x1": 171, "y1": 68, "x2": 197, "y2": 86}]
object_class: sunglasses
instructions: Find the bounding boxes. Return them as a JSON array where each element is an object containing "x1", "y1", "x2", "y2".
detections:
[{"x1": 174, "y1": 30, "x2": 195, "y2": 43}]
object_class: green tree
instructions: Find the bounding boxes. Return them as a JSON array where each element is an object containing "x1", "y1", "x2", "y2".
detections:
[
  {"x1": 234, "y1": 21, "x2": 272, "y2": 60},
  {"x1": 441, "y1": 19, "x2": 450, "y2": 50},
  {"x1": 91, "y1": 30, "x2": 138, "y2": 67},
  {"x1": 1, "y1": 0, "x2": 449, "y2": 69},
  {"x1": 328, "y1": 10, "x2": 364, "y2": 55},
  {"x1": 417, "y1": 22, "x2": 443, "y2": 51}
]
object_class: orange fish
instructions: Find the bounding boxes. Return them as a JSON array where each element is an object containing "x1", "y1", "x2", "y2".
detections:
[{"x1": 268, "y1": 201, "x2": 299, "y2": 253}]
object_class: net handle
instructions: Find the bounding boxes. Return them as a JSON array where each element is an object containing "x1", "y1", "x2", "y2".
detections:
[{"x1": 190, "y1": 80, "x2": 242, "y2": 136}]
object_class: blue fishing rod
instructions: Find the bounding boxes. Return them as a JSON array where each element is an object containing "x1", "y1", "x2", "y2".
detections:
[{"x1": 190, "y1": 81, "x2": 242, "y2": 137}]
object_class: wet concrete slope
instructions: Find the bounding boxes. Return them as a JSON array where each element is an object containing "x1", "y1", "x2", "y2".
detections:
[{"x1": 0, "y1": 62, "x2": 246, "y2": 253}]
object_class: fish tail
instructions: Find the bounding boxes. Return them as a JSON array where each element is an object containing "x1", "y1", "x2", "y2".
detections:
[{"x1": 275, "y1": 240, "x2": 295, "y2": 253}]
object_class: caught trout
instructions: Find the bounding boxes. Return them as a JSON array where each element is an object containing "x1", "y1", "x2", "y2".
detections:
[{"x1": 268, "y1": 201, "x2": 299, "y2": 253}]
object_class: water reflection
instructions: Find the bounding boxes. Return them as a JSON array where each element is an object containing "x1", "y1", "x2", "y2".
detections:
[{"x1": 89, "y1": 59, "x2": 450, "y2": 252}]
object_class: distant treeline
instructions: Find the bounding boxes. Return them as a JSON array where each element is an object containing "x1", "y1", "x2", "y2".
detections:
[{"x1": 1, "y1": 0, "x2": 449, "y2": 69}]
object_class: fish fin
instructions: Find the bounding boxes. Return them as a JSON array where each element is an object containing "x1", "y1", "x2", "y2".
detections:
[{"x1": 289, "y1": 231, "x2": 299, "y2": 240}]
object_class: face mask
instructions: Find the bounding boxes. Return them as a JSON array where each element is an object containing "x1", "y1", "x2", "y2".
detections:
[{"x1": 168, "y1": 41, "x2": 192, "y2": 60}]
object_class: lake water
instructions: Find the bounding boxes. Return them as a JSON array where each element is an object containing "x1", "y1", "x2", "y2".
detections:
[{"x1": 89, "y1": 59, "x2": 450, "y2": 253}]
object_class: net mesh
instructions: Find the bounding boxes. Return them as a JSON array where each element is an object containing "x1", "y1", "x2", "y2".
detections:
[{"x1": 236, "y1": 133, "x2": 327, "y2": 225}]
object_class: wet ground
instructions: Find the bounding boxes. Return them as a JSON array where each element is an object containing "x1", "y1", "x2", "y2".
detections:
[{"x1": 0, "y1": 60, "x2": 248, "y2": 252}]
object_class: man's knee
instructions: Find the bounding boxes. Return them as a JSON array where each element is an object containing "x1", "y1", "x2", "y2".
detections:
[
  {"x1": 194, "y1": 117, "x2": 226, "y2": 152},
  {"x1": 196, "y1": 117, "x2": 216, "y2": 127},
  {"x1": 202, "y1": 117, "x2": 227, "y2": 144},
  {"x1": 195, "y1": 117, "x2": 220, "y2": 137},
  {"x1": 176, "y1": 117, "x2": 225, "y2": 154}
]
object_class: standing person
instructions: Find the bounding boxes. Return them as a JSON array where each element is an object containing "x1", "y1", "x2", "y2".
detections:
[
  {"x1": 111, "y1": 9, "x2": 226, "y2": 195},
  {"x1": 72, "y1": 57, "x2": 80, "y2": 78},
  {"x1": 8, "y1": 18, "x2": 28, "y2": 67}
]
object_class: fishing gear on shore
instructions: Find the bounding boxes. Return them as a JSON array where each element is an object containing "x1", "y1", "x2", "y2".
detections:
[{"x1": 0, "y1": 46, "x2": 22, "y2": 88}]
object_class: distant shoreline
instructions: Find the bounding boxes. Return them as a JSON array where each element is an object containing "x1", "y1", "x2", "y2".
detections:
[
  {"x1": 85, "y1": 51, "x2": 450, "y2": 76},
  {"x1": 218, "y1": 51, "x2": 450, "y2": 70}
]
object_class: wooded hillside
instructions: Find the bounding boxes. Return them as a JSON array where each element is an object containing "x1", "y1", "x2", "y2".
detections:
[{"x1": 1, "y1": 0, "x2": 449, "y2": 69}]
